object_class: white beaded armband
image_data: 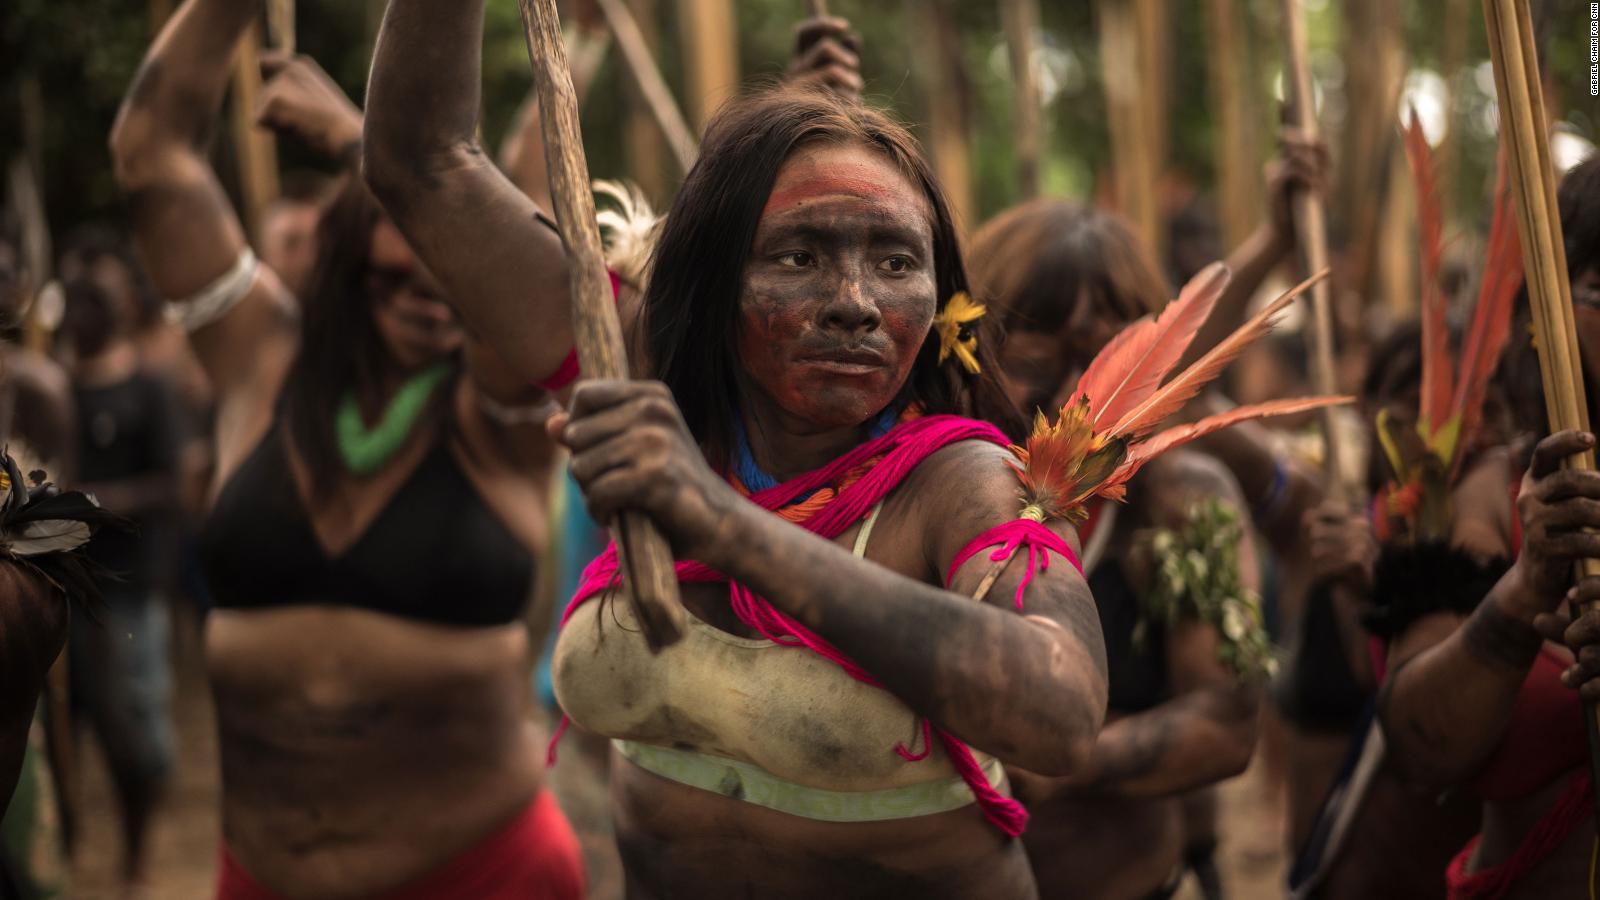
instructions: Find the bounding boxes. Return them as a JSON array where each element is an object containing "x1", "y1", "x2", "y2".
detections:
[{"x1": 165, "y1": 248, "x2": 259, "y2": 332}]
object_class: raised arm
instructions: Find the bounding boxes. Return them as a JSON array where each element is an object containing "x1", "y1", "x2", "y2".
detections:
[
  {"x1": 110, "y1": 0, "x2": 299, "y2": 417},
  {"x1": 363, "y1": 0, "x2": 573, "y2": 384},
  {"x1": 1379, "y1": 432, "x2": 1597, "y2": 786}
]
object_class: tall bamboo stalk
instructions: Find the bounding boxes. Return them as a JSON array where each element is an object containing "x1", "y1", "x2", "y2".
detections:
[
  {"x1": 229, "y1": 22, "x2": 279, "y2": 244},
  {"x1": 1097, "y1": 0, "x2": 1162, "y2": 259},
  {"x1": 909, "y1": 0, "x2": 973, "y2": 235},
  {"x1": 1204, "y1": 0, "x2": 1261, "y2": 250},
  {"x1": 597, "y1": 0, "x2": 697, "y2": 172},
  {"x1": 1482, "y1": 0, "x2": 1600, "y2": 824},
  {"x1": 1335, "y1": 0, "x2": 1404, "y2": 308},
  {"x1": 517, "y1": 0, "x2": 685, "y2": 650},
  {"x1": 1000, "y1": 0, "x2": 1043, "y2": 200},
  {"x1": 676, "y1": 0, "x2": 739, "y2": 131},
  {"x1": 1280, "y1": 0, "x2": 1347, "y2": 490},
  {"x1": 622, "y1": 0, "x2": 668, "y2": 202}
]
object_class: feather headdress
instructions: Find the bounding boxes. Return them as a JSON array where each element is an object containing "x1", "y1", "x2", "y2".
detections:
[
  {"x1": 1376, "y1": 114, "x2": 1522, "y2": 541},
  {"x1": 594, "y1": 179, "x2": 661, "y2": 292},
  {"x1": 0, "y1": 447, "x2": 124, "y2": 603},
  {"x1": 1010, "y1": 264, "x2": 1350, "y2": 522}
]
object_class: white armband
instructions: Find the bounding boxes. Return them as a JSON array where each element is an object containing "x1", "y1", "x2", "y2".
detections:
[{"x1": 165, "y1": 248, "x2": 259, "y2": 332}]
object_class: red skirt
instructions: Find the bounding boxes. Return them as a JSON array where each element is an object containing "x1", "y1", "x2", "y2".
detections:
[{"x1": 215, "y1": 790, "x2": 584, "y2": 900}]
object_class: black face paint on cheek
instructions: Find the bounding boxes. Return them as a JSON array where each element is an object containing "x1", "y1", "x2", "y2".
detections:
[{"x1": 736, "y1": 268, "x2": 934, "y2": 429}]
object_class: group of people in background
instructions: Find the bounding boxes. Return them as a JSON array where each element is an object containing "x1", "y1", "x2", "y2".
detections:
[{"x1": 1, "y1": 1, "x2": 1599, "y2": 899}]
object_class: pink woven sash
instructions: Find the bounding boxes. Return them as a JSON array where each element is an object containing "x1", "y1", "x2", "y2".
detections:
[{"x1": 556, "y1": 414, "x2": 1082, "y2": 836}]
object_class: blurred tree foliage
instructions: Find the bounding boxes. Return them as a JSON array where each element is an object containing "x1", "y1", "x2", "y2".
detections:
[{"x1": 1, "y1": 0, "x2": 1595, "y2": 264}]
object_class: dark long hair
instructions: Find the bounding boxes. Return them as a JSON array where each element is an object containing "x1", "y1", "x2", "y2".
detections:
[
  {"x1": 969, "y1": 200, "x2": 1168, "y2": 335},
  {"x1": 281, "y1": 176, "x2": 457, "y2": 495},
  {"x1": 641, "y1": 86, "x2": 1022, "y2": 467}
]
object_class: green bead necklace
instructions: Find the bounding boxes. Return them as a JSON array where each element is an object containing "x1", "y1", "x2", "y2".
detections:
[{"x1": 335, "y1": 363, "x2": 452, "y2": 476}]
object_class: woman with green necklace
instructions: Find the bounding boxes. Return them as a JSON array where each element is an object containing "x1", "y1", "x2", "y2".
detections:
[{"x1": 110, "y1": 0, "x2": 587, "y2": 895}]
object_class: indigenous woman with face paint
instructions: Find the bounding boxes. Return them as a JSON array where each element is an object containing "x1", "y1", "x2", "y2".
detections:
[
  {"x1": 968, "y1": 205, "x2": 1268, "y2": 900},
  {"x1": 363, "y1": 1, "x2": 1109, "y2": 897},
  {"x1": 110, "y1": 1, "x2": 585, "y2": 896}
]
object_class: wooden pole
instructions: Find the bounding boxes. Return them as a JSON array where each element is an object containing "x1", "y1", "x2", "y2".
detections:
[
  {"x1": 676, "y1": 0, "x2": 739, "y2": 131},
  {"x1": 1279, "y1": 0, "x2": 1347, "y2": 491},
  {"x1": 267, "y1": 0, "x2": 294, "y2": 55},
  {"x1": 806, "y1": 0, "x2": 828, "y2": 17},
  {"x1": 1000, "y1": 0, "x2": 1043, "y2": 200},
  {"x1": 596, "y1": 0, "x2": 698, "y2": 173},
  {"x1": 517, "y1": 0, "x2": 686, "y2": 650},
  {"x1": 229, "y1": 22, "x2": 279, "y2": 245},
  {"x1": 1482, "y1": 0, "x2": 1600, "y2": 823}
]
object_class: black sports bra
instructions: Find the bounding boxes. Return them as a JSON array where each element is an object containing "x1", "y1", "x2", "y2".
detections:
[{"x1": 200, "y1": 419, "x2": 533, "y2": 627}]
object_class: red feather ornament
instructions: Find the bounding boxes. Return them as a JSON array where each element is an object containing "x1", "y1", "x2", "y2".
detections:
[
  {"x1": 1380, "y1": 123, "x2": 1523, "y2": 540},
  {"x1": 1011, "y1": 267, "x2": 1350, "y2": 522}
]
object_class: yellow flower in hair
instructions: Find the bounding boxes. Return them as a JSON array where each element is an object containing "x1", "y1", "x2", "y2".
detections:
[{"x1": 934, "y1": 291, "x2": 986, "y2": 375}]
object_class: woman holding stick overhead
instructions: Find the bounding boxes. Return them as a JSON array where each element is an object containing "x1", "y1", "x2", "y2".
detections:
[
  {"x1": 109, "y1": 1, "x2": 584, "y2": 896},
  {"x1": 363, "y1": 0, "x2": 1113, "y2": 895},
  {"x1": 1379, "y1": 155, "x2": 1600, "y2": 899}
]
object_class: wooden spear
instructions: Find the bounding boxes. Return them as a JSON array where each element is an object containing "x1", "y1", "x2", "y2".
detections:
[
  {"x1": 594, "y1": 0, "x2": 698, "y2": 173},
  {"x1": 1481, "y1": 0, "x2": 1600, "y2": 819},
  {"x1": 516, "y1": 0, "x2": 686, "y2": 650},
  {"x1": 1279, "y1": 0, "x2": 1349, "y2": 493}
]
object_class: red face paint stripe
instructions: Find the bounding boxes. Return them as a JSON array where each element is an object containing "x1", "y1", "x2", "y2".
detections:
[{"x1": 762, "y1": 175, "x2": 898, "y2": 215}]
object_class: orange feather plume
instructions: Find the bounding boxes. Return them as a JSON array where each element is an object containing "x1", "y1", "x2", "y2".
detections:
[
  {"x1": 1010, "y1": 267, "x2": 1350, "y2": 522},
  {"x1": 1448, "y1": 150, "x2": 1522, "y2": 480},
  {"x1": 1078, "y1": 262, "x2": 1231, "y2": 429},
  {"x1": 1099, "y1": 271, "x2": 1328, "y2": 440},
  {"x1": 1403, "y1": 110, "x2": 1454, "y2": 441}
]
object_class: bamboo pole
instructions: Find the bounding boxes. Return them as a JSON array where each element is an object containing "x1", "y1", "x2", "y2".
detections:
[
  {"x1": 806, "y1": 0, "x2": 828, "y2": 17},
  {"x1": 1204, "y1": 0, "x2": 1261, "y2": 250},
  {"x1": 622, "y1": 0, "x2": 668, "y2": 202},
  {"x1": 676, "y1": 0, "x2": 739, "y2": 131},
  {"x1": 229, "y1": 22, "x2": 279, "y2": 245},
  {"x1": 1482, "y1": 0, "x2": 1600, "y2": 822},
  {"x1": 1279, "y1": 0, "x2": 1347, "y2": 491},
  {"x1": 596, "y1": 0, "x2": 698, "y2": 173},
  {"x1": 1336, "y1": 0, "x2": 1404, "y2": 310},
  {"x1": 909, "y1": 0, "x2": 973, "y2": 235},
  {"x1": 516, "y1": 0, "x2": 686, "y2": 650},
  {"x1": 1000, "y1": 0, "x2": 1043, "y2": 200},
  {"x1": 1097, "y1": 0, "x2": 1161, "y2": 259}
]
